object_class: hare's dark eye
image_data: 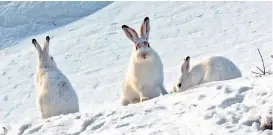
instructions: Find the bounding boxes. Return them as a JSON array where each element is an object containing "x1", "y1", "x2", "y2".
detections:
[
  {"x1": 147, "y1": 43, "x2": 150, "y2": 47},
  {"x1": 177, "y1": 83, "x2": 181, "y2": 88},
  {"x1": 143, "y1": 41, "x2": 150, "y2": 48},
  {"x1": 50, "y1": 56, "x2": 53, "y2": 60}
]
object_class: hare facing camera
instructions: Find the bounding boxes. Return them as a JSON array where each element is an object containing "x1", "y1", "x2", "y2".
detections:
[{"x1": 120, "y1": 17, "x2": 168, "y2": 106}]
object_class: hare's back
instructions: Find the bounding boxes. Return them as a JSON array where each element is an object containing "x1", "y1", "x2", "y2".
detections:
[{"x1": 205, "y1": 56, "x2": 242, "y2": 81}]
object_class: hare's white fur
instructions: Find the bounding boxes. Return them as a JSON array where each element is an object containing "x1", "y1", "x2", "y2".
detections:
[
  {"x1": 33, "y1": 36, "x2": 79, "y2": 119},
  {"x1": 173, "y1": 56, "x2": 242, "y2": 92},
  {"x1": 120, "y1": 17, "x2": 167, "y2": 106}
]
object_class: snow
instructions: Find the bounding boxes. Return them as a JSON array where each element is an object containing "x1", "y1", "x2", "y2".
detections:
[
  {"x1": 0, "y1": 1, "x2": 112, "y2": 49},
  {"x1": 0, "y1": 1, "x2": 272, "y2": 135}
]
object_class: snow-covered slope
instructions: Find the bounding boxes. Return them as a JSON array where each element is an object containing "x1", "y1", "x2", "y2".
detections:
[
  {"x1": 0, "y1": 1, "x2": 272, "y2": 135},
  {"x1": 0, "y1": 1, "x2": 112, "y2": 49}
]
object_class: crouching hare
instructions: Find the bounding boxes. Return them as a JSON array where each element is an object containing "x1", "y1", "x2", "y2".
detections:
[
  {"x1": 173, "y1": 56, "x2": 242, "y2": 92},
  {"x1": 120, "y1": 17, "x2": 168, "y2": 106},
  {"x1": 32, "y1": 36, "x2": 79, "y2": 119}
]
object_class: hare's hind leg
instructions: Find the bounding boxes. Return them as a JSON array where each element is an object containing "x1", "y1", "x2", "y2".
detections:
[
  {"x1": 121, "y1": 98, "x2": 129, "y2": 106},
  {"x1": 121, "y1": 97, "x2": 140, "y2": 106}
]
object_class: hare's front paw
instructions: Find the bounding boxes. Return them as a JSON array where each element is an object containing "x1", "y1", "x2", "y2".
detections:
[
  {"x1": 173, "y1": 86, "x2": 177, "y2": 93},
  {"x1": 140, "y1": 97, "x2": 149, "y2": 102}
]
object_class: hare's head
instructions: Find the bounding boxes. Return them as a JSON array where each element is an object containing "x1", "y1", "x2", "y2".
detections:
[
  {"x1": 122, "y1": 17, "x2": 156, "y2": 63},
  {"x1": 174, "y1": 56, "x2": 191, "y2": 92},
  {"x1": 32, "y1": 36, "x2": 57, "y2": 68}
]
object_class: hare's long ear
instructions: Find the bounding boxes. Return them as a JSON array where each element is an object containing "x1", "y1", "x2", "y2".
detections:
[
  {"x1": 32, "y1": 39, "x2": 43, "y2": 57},
  {"x1": 122, "y1": 25, "x2": 140, "y2": 44},
  {"x1": 181, "y1": 56, "x2": 190, "y2": 73},
  {"x1": 140, "y1": 17, "x2": 150, "y2": 41},
  {"x1": 42, "y1": 36, "x2": 50, "y2": 55}
]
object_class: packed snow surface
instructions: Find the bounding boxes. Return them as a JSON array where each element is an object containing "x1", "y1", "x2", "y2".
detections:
[{"x1": 0, "y1": 1, "x2": 272, "y2": 135}]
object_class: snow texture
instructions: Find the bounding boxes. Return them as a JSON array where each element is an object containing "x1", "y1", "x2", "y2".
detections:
[{"x1": 0, "y1": 1, "x2": 272, "y2": 135}]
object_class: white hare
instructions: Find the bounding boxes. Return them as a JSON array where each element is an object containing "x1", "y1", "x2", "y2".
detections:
[
  {"x1": 120, "y1": 17, "x2": 168, "y2": 106},
  {"x1": 32, "y1": 36, "x2": 79, "y2": 119},
  {"x1": 173, "y1": 56, "x2": 242, "y2": 92}
]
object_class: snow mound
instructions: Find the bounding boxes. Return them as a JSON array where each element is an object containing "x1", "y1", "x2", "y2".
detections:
[{"x1": 4, "y1": 75, "x2": 273, "y2": 135}]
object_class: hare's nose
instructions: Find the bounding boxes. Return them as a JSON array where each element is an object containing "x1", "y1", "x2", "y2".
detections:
[{"x1": 141, "y1": 52, "x2": 148, "y2": 57}]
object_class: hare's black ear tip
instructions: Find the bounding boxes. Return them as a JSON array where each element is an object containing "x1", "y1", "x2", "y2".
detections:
[
  {"x1": 144, "y1": 17, "x2": 149, "y2": 21},
  {"x1": 32, "y1": 39, "x2": 36, "y2": 44},
  {"x1": 186, "y1": 56, "x2": 190, "y2": 61},
  {"x1": 122, "y1": 25, "x2": 129, "y2": 29},
  {"x1": 46, "y1": 36, "x2": 50, "y2": 41}
]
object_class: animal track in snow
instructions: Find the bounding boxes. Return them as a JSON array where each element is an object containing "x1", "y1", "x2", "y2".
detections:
[
  {"x1": 92, "y1": 81, "x2": 100, "y2": 89},
  {"x1": 23, "y1": 124, "x2": 43, "y2": 134},
  {"x1": 198, "y1": 94, "x2": 206, "y2": 100},
  {"x1": 65, "y1": 54, "x2": 73, "y2": 59},
  {"x1": 214, "y1": 114, "x2": 227, "y2": 125},
  {"x1": 216, "y1": 84, "x2": 223, "y2": 89},
  {"x1": 145, "y1": 106, "x2": 166, "y2": 113},
  {"x1": 16, "y1": 123, "x2": 32, "y2": 135},
  {"x1": 237, "y1": 86, "x2": 252, "y2": 94},
  {"x1": 1, "y1": 71, "x2": 6, "y2": 76},
  {"x1": 204, "y1": 111, "x2": 216, "y2": 120},
  {"x1": 115, "y1": 123, "x2": 129, "y2": 128},
  {"x1": 87, "y1": 121, "x2": 105, "y2": 131},
  {"x1": 120, "y1": 114, "x2": 134, "y2": 119},
  {"x1": 71, "y1": 113, "x2": 104, "y2": 135},
  {"x1": 218, "y1": 95, "x2": 244, "y2": 109},
  {"x1": 3, "y1": 95, "x2": 8, "y2": 101},
  {"x1": 106, "y1": 111, "x2": 116, "y2": 117},
  {"x1": 206, "y1": 105, "x2": 216, "y2": 111},
  {"x1": 221, "y1": 86, "x2": 233, "y2": 94},
  {"x1": 28, "y1": 73, "x2": 34, "y2": 78}
]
